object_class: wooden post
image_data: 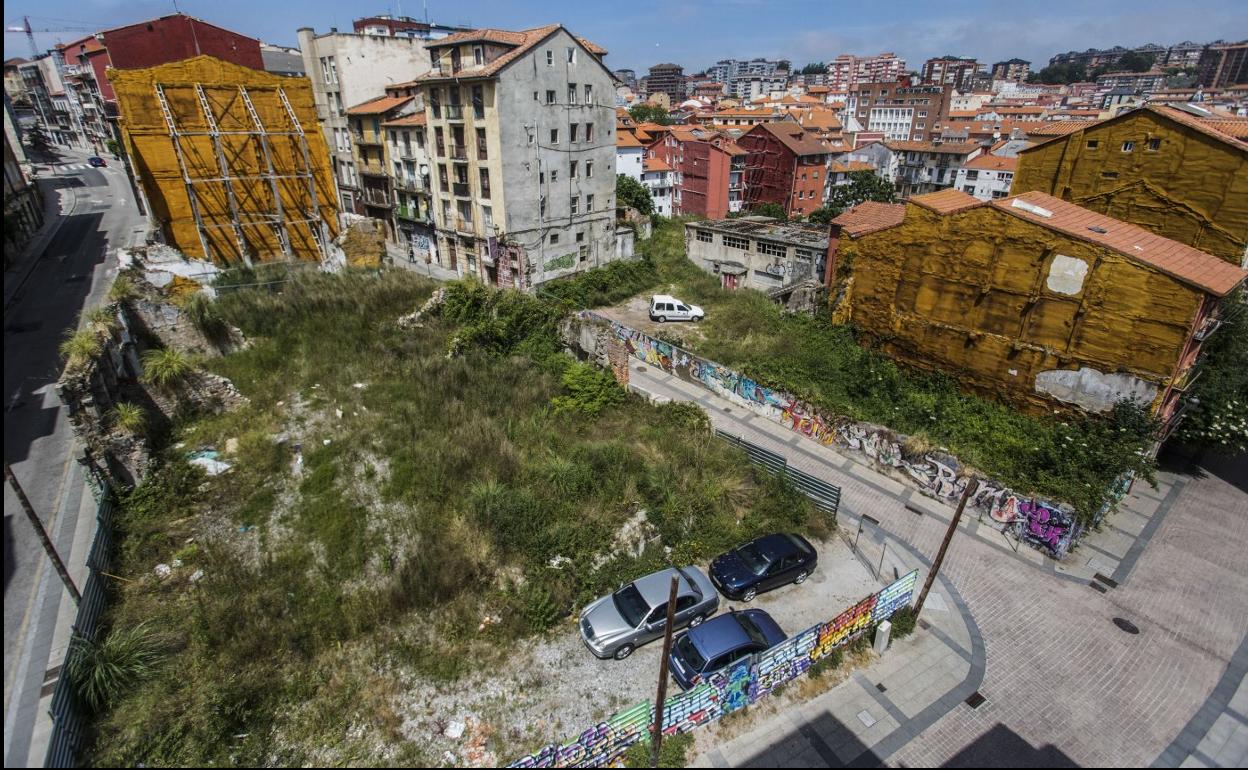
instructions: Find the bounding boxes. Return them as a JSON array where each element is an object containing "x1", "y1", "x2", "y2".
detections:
[
  {"x1": 650, "y1": 574, "x2": 680, "y2": 767},
  {"x1": 914, "y1": 478, "x2": 978, "y2": 619},
  {"x1": 5, "y1": 462, "x2": 80, "y2": 606}
]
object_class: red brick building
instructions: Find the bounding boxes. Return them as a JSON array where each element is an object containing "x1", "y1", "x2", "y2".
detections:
[
  {"x1": 739, "y1": 122, "x2": 834, "y2": 216},
  {"x1": 102, "y1": 14, "x2": 263, "y2": 72},
  {"x1": 673, "y1": 128, "x2": 746, "y2": 219}
]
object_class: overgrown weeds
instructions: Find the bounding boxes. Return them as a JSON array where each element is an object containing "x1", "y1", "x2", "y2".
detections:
[
  {"x1": 60, "y1": 329, "x2": 102, "y2": 370},
  {"x1": 66, "y1": 622, "x2": 166, "y2": 712},
  {"x1": 111, "y1": 402, "x2": 146, "y2": 435},
  {"x1": 140, "y1": 348, "x2": 194, "y2": 390}
]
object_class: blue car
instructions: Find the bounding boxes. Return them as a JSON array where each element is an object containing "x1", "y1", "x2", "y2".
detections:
[
  {"x1": 669, "y1": 609, "x2": 787, "y2": 690},
  {"x1": 87, "y1": 156, "x2": 107, "y2": 167},
  {"x1": 709, "y1": 533, "x2": 818, "y2": 602}
]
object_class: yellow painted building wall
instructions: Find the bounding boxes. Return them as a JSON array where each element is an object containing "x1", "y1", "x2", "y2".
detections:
[
  {"x1": 111, "y1": 56, "x2": 339, "y2": 264},
  {"x1": 1012, "y1": 111, "x2": 1248, "y2": 264},
  {"x1": 840, "y1": 204, "x2": 1205, "y2": 414}
]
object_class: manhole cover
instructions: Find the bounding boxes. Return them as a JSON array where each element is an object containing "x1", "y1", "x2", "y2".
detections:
[
  {"x1": 634, "y1": 365, "x2": 647, "y2": 372},
  {"x1": 723, "y1": 406, "x2": 732, "y2": 413},
  {"x1": 876, "y1": 682, "x2": 887, "y2": 692},
  {"x1": 965, "y1": 692, "x2": 986, "y2": 709},
  {"x1": 1112, "y1": 617, "x2": 1140, "y2": 635}
]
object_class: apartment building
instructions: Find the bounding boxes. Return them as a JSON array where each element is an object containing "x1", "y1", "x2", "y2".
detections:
[
  {"x1": 991, "y1": 58, "x2": 1031, "y2": 82},
  {"x1": 1195, "y1": 41, "x2": 1247, "y2": 89},
  {"x1": 827, "y1": 53, "x2": 906, "y2": 92},
  {"x1": 413, "y1": 25, "x2": 619, "y2": 287},
  {"x1": 382, "y1": 113, "x2": 436, "y2": 257},
  {"x1": 1095, "y1": 70, "x2": 1168, "y2": 95},
  {"x1": 953, "y1": 153, "x2": 1017, "y2": 200},
  {"x1": 298, "y1": 24, "x2": 437, "y2": 214},
  {"x1": 352, "y1": 15, "x2": 469, "y2": 39},
  {"x1": 884, "y1": 141, "x2": 982, "y2": 197},
  {"x1": 4, "y1": 105, "x2": 43, "y2": 264},
  {"x1": 922, "y1": 56, "x2": 982, "y2": 90},
  {"x1": 854, "y1": 82, "x2": 953, "y2": 142},
  {"x1": 346, "y1": 95, "x2": 416, "y2": 239},
  {"x1": 642, "y1": 158, "x2": 676, "y2": 216},
  {"x1": 647, "y1": 63, "x2": 685, "y2": 104},
  {"x1": 617, "y1": 131, "x2": 644, "y2": 181},
  {"x1": 739, "y1": 122, "x2": 833, "y2": 216}
]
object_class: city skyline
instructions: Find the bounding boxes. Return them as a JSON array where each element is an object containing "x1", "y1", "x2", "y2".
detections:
[{"x1": 4, "y1": 0, "x2": 1246, "y2": 78}]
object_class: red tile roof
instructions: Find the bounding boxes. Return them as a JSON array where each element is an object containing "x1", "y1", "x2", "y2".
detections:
[
  {"x1": 416, "y1": 25, "x2": 605, "y2": 81},
  {"x1": 346, "y1": 95, "x2": 413, "y2": 115},
  {"x1": 751, "y1": 122, "x2": 831, "y2": 157},
  {"x1": 382, "y1": 113, "x2": 427, "y2": 127},
  {"x1": 643, "y1": 158, "x2": 672, "y2": 172},
  {"x1": 832, "y1": 202, "x2": 906, "y2": 237},
  {"x1": 963, "y1": 154, "x2": 1018, "y2": 172},
  {"x1": 830, "y1": 161, "x2": 876, "y2": 173},
  {"x1": 910, "y1": 189, "x2": 986, "y2": 215},
  {"x1": 616, "y1": 132, "x2": 643, "y2": 148},
  {"x1": 993, "y1": 192, "x2": 1246, "y2": 296}
]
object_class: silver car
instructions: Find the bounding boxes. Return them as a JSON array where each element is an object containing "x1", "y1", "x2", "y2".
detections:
[{"x1": 579, "y1": 566, "x2": 719, "y2": 660}]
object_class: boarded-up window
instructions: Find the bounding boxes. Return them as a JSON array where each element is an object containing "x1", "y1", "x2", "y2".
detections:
[{"x1": 1046, "y1": 254, "x2": 1088, "y2": 295}]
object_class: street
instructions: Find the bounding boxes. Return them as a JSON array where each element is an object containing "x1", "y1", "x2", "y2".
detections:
[{"x1": 2, "y1": 146, "x2": 144, "y2": 768}]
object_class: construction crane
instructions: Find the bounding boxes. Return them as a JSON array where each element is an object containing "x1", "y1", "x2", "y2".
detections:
[{"x1": 4, "y1": 15, "x2": 95, "y2": 57}]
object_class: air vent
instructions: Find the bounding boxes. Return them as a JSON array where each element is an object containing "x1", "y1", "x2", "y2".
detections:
[{"x1": 1087, "y1": 226, "x2": 1108, "y2": 234}]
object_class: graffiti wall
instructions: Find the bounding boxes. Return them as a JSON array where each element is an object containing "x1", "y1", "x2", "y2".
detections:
[
  {"x1": 509, "y1": 570, "x2": 919, "y2": 769},
  {"x1": 575, "y1": 312, "x2": 1124, "y2": 560}
]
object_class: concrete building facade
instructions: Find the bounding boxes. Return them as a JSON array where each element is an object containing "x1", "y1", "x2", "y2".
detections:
[
  {"x1": 854, "y1": 82, "x2": 953, "y2": 143},
  {"x1": 991, "y1": 58, "x2": 1031, "y2": 82},
  {"x1": 646, "y1": 63, "x2": 685, "y2": 105},
  {"x1": 739, "y1": 121, "x2": 833, "y2": 217},
  {"x1": 685, "y1": 217, "x2": 828, "y2": 292}
]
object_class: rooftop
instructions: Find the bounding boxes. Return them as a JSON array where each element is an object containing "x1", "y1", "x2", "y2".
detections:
[
  {"x1": 687, "y1": 217, "x2": 830, "y2": 249},
  {"x1": 643, "y1": 157, "x2": 673, "y2": 172},
  {"x1": 909, "y1": 189, "x2": 986, "y2": 215},
  {"x1": 885, "y1": 140, "x2": 981, "y2": 155},
  {"x1": 831, "y1": 202, "x2": 906, "y2": 237},
  {"x1": 381, "y1": 113, "x2": 427, "y2": 127},
  {"x1": 346, "y1": 95, "x2": 413, "y2": 115},
  {"x1": 963, "y1": 154, "x2": 1018, "y2": 171},
  {"x1": 751, "y1": 122, "x2": 832, "y2": 156},
  {"x1": 416, "y1": 25, "x2": 605, "y2": 81}
]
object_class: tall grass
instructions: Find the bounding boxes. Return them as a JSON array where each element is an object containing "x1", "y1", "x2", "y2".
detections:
[
  {"x1": 60, "y1": 329, "x2": 102, "y2": 370},
  {"x1": 66, "y1": 623, "x2": 165, "y2": 711},
  {"x1": 140, "y1": 348, "x2": 194, "y2": 390},
  {"x1": 111, "y1": 402, "x2": 146, "y2": 435}
]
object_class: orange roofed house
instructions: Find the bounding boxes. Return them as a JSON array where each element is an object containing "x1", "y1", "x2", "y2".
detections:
[
  {"x1": 738, "y1": 122, "x2": 835, "y2": 216},
  {"x1": 827, "y1": 189, "x2": 1247, "y2": 434}
]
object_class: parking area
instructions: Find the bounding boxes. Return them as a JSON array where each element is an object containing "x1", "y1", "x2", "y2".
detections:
[
  {"x1": 597, "y1": 292, "x2": 712, "y2": 344},
  {"x1": 398, "y1": 532, "x2": 879, "y2": 764}
]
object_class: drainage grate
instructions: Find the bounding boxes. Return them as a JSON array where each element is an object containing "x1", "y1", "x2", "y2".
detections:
[
  {"x1": 1093, "y1": 573, "x2": 1119, "y2": 589},
  {"x1": 965, "y1": 692, "x2": 986, "y2": 709},
  {"x1": 1089, "y1": 582, "x2": 1108, "y2": 594},
  {"x1": 876, "y1": 683, "x2": 887, "y2": 692},
  {"x1": 1112, "y1": 617, "x2": 1141, "y2": 635}
]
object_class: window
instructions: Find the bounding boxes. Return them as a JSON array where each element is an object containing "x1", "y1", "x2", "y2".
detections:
[
  {"x1": 696, "y1": 229, "x2": 713, "y2": 243},
  {"x1": 585, "y1": 123, "x2": 594, "y2": 141},
  {"x1": 539, "y1": 171, "x2": 545, "y2": 184},
  {"x1": 472, "y1": 85, "x2": 484, "y2": 119},
  {"x1": 473, "y1": 46, "x2": 484, "y2": 66},
  {"x1": 1086, "y1": 140, "x2": 1099, "y2": 149},
  {"x1": 550, "y1": 232, "x2": 559, "y2": 244},
  {"x1": 576, "y1": 231, "x2": 585, "y2": 243},
  {"x1": 991, "y1": 190, "x2": 1008, "y2": 199},
  {"x1": 570, "y1": 160, "x2": 578, "y2": 178},
  {"x1": 534, "y1": 91, "x2": 538, "y2": 101},
  {"x1": 481, "y1": 204, "x2": 493, "y2": 228},
  {"x1": 430, "y1": 88, "x2": 441, "y2": 118},
  {"x1": 570, "y1": 195, "x2": 579, "y2": 215},
  {"x1": 570, "y1": 123, "x2": 579, "y2": 142},
  {"x1": 1148, "y1": 138, "x2": 1161, "y2": 151},
  {"x1": 476, "y1": 128, "x2": 487, "y2": 160},
  {"x1": 550, "y1": 128, "x2": 559, "y2": 144},
  {"x1": 320, "y1": 57, "x2": 332, "y2": 84},
  {"x1": 579, "y1": 245, "x2": 589, "y2": 262},
  {"x1": 965, "y1": 170, "x2": 979, "y2": 181},
  {"x1": 568, "y1": 84, "x2": 578, "y2": 104},
  {"x1": 585, "y1": 160, "x2": 594, "y2": 178},
  {"x1": 551, "y1": 169, "x2": 558, "y2": 182},
  {"x1": 724, "y1": 235, "x2": 749, "y2": 250},
  {"x1": 586, "y1": 193, "x2": 594, "y2": 210},
  {"x1": 1121, "y1": 140, "x2": 1134, "y2": 153},
  {"x1": 546, "y1": 90, "x2": 556, "y2": 105},
  {"x1": 963, "y1": 185, "x2": 976, "y2": 194},
  {"x1": 567, "y1": 47, "x2": 576, "y2": 64},
  {"x1": 540, "y1": 196, "x2": 547, "y2": 216},
  {"x1": 546, "y1": 50, "x2": 554, "y2": 67},
  {"x1": 435, "y1": 127, "x2": 445, "y2": 156},
  {"x1": 795, "y1": 247, "x2": 817, "y2": 261},
  {"x1": 479, "y1": 168, "x2": 491, "y2": 198},
  {"x1": 584, "y1": 84, "x2": 593, "y2": 104},
  {"x1": 758, "y1": 241, "x2": 786, "y2": 258}
]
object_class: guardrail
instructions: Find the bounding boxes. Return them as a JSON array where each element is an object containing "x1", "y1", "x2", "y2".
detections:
[{"x1": 715, "y1": 429, "x2": 841, "y2": 515}]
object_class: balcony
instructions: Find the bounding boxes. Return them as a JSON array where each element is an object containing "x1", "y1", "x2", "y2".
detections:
[
  {"x1": 451, "y1": 215, "x2": 475, "y2": 234},
  {"x1": 452, "y1": 182, "x2": 471, "y2": 197},
  {"x1": 363, "y1": 190, "x2": 392, "y2": 207},
  {"x1": 445, "y1": 104, "x2": 464, "y2": 120},
  {"x1": 395, "y1": 204, "x2": 420, "y2": 220},
  {"x1": 394, "y1": 176, "x2": 425, "y2": 193},
  {"x1": 360, "y1": 165, "x2": 389, "y2": 177},
  {"x1": 449, "y1": 145, "x2": 468, "y2": 160}
]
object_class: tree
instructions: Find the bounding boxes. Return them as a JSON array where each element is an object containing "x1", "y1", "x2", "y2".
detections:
[
  {"x1": 616, "y1": 174, "x2": 654, "y2": 216},
  {"x1": 24, "y1": 124, "x2": 51, "y2": 152},
  {"x1": 1032, "y1": 62, "x2": 1087, "y2": 85},
  {"x1": 628, "y1": 103, "x2": 671, "y2": 126},
  {"x1": 799, "y1": 62, "x2": 827, "y2": 75},
  {"x1": 1115, "y1": 51, "x2": 1156, "y2": 72},
  {"x1": 1177, "y1": 289, "x2": 1248, "y2": 454},
  {"x1": 827, "y1": 171, "x2": 896, "y2": 215},
  {"x1": 748, "y1": 202, "x2": 787, "y2": 220},
  {"x1": 808, "y1": 206, "x2": 837, "y2": 225}
]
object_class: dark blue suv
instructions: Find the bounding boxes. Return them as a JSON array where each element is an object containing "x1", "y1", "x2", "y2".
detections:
[
  {"x1": 710, "y1": 533, "x2": 818, "y2": 602},
  {"x1": 669, "y1": 609, "x2": 787, "y2": 690}
]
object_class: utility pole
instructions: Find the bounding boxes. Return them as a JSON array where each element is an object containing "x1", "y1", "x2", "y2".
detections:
[
  {"x1": 5, "y1": 462, "x2": 80, "y2": 606},
  {"x1": 650, "y1": 574, "x2": 679, "y2": 767},
  {"x1": 913, "y1": 477, "x2": 978, "y2": 619}
]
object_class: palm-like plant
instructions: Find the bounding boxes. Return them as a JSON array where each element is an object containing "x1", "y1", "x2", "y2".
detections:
[
  {"x1": 60, "y1": 329, "x2": 102, "y2": 369},
  {"x1": 65, "y1": 622, "x2": 164, "y2": 711},
  {"x1": 140, "y1": 348, "x2": 194, "y2": 390},
  {"x1": 112, "y1": 402, "x2": 146, "y2": 435}
]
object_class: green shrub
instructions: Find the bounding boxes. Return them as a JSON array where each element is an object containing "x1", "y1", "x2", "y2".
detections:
[
  {"x1": 66, "y1": 622, "x2": 166, "y2": 711},
  {"x1": 622, "y1": 730, "x2": 694, "y2": 768},
  {"x1": 84, "y1": 306, "x2": 119, "y2": 334},
  {"x1": 107, "y1": 274, "x2": 137, "y2": 303},
  {"x1": 888, "y1": 605, "x2": 917, "y2": 640},
  {"x1": 552, "y1": 362, "x2": 626, "y2": 416},
  {"x1": 810, "y1": 648, "x2": 844, "y2": 678},
  {"x1": 539, "y1": 257, "x2": 660, "y2": 309},
  {"x1": 60, "y1": 329, "x2": 103, "y2": 369},
  {"x1": 112, "y1": 402, "x2": 146, "y2": 435},
  {"x1": 182, "y1": 293, "x2": 230, "y2": 346},
  {"x1": 661, "y1": 401, "x2": 711, "y2": 434},
  {"x1": 140, "y1": 348, "x2": 194, "y2": 390}
]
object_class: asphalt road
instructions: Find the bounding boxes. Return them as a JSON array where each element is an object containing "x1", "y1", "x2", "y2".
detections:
[{"x1": 3, "y1": 147, "x2": 143, "y2": 767}]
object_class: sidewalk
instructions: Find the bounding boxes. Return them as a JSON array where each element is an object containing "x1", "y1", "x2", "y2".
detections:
[
  {"x1": 383, "y1": 242, "x2": 461, "y2": 282},
  {"x1": 3, "y1": 155, "x2": 86, "y2": 313}
]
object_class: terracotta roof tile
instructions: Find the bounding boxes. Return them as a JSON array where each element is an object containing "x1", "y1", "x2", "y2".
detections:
[
  {"x1": 830, "y1": 161, "x2": 876, "y2": 173},
  {"x1": 643, "y1": 157, "x2": 672, "y2": 172},
  {"x1": 993, "y1": 192, "x2": 1247, "y2": 296},
  {"x1": 1026, "y1": 120, "x2": 1099, "y2": 136},
  {"x1": 417, "y1": 25, "x2": 599, "y2": 81},
  {"x1": 751, "y1": 122, "x2": 831, "y2": 157},
  {"x1": 885, "y1": 140, "x2": 981, "y2": 155},
  {"x1": 963, "y1": 154, "x2": 1018, "y2": 172},
  {"x1": 616, "y1": 132, "x2": 643, "y2": 148},
  {"x1": 832, "y1": 202, "x2": 906, "y2": 237},
  {"x1": 909, "y1": 189, "x2": 986, "y2": 215},
  {"x1": 346, "y1": 95, "x2": 412, "y2": 115},
  {"x1": 1151, "y1": 105, "x2": 1248, "y2": 147},
  {"x1": 382, "y1": 113, "x2": 427, "y2": 127}
]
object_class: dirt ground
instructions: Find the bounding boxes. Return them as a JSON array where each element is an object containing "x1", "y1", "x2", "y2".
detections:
[
  {"x1": 404, "y1": 532, "x2": 879, "y2": 765},
  {"x1": 597, "y1": 291, "x2": 711, "y2": 346}
]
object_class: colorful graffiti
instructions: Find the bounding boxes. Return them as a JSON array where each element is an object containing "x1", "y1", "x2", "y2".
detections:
[
  {"x1": 545, "y1": 253, "x2": 577, "y2": 272},
  {"x1": 508, "y1": 571, "x2": 919, "y2": 768},
  {"x1": 583, "y1": 312, "x2": 1096, "y2": 560}
]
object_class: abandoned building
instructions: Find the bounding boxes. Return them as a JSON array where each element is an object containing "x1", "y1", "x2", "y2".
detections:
[
  {"x1": 685, "y1": 217, "x2": 828, "y2": 296},
  {"x1": 828, "y1": 189, "x2": 1248, "y2": 429}
]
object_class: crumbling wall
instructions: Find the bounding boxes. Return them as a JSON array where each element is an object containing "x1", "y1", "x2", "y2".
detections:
[
  {"x1": 1012, "y1": 111, "x2": 1248, "y2": 265},
  {"x1": 837, "y1": 203, "x2": 1203, "y2": 415},
  {"x1": 336, "y1": 219, "x2": 386, "y2": 268},
  {"x1": 111, "y1": 56, "x2": 340, "y2": 265}
]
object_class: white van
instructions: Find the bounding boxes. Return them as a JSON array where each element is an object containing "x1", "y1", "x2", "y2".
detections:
[{"x1": 649, "y1": 295, "x2": 704, "y2": 323}]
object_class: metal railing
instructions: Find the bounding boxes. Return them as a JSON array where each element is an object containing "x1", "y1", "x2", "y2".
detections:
[
  {"x1": 715, "y1": 429, "x2": 841, "y2": 515},
  {"x1": 452, "y1": 181, "x2": 470, "y2": 197},
  {"x1": 449, "y1": 145, "x2": 468, "y2": 160},
  {"x1": 445, "y1": 104, "x2": 464, "y2": 120},
  {"x1": 45, "y1": 485, "x2": 116, "y2": 769}
]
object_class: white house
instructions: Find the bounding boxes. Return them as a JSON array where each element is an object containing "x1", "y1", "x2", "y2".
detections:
[
  {"x1": 953, "y1": 153, "x2": 1017, "y2": 201},
  {"x1": 616, "y1": 131, "x2": 644, "y2": 182},
  {"x1": 641, "y1": 157, "x2": 674, "y2": 216}
]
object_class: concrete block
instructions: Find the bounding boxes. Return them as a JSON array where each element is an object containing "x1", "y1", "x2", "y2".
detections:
[{"x1": 874, "y1": 621, "x2": 892, "y2": 655}]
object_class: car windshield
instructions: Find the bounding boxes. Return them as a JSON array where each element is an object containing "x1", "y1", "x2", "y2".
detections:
[
  {"x1": 736, "y1": 542, "x2": 770, "y2": 575},
  {"x1": 674, "y1": 633, "x2": 707, "y2": 672},
  {"x1": 736, "y1": 613, "x2": 770, "y2": 648},
  {"x1": 612, "y1": 584, "x2": 650, "y2": 628}
]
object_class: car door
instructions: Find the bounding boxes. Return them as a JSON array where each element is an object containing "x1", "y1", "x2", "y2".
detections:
[
  {"x1": 673, "y1": 594, "x2": 699, "y2": 628},
  {"x1": 641, "y1": 602, "x2": 669, "y2": 643},
  {"x1": 675, "y1": 303, "x2": 691, "y2": 320},
  {"x1": 772, "y1": 554, "x2": 800, "y2": 586},
  {"x1": 760, "y1": 558, "x2": 786, "y2": 591}
]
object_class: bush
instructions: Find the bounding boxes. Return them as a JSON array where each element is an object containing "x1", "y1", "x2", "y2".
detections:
[
  {"x1": 622, "y1": 730, "x2": 694, "y2": 768},
  {"x1": 810, "y1": 648, "x2": 844, "y2": 678},
  {"x1": 182, "y1": 293, "x2": 230, "y2": 347},
  {"x1": 60, "y1": 329, "x2": 103, "y2": 369},
  {"x1": 140, "y1": 348, "x2": 194, "y2": 390},
  {"x1": 112, "y1": 402, "x2": 146, "y2": 435},
  {"x1": 888, "y1": 605, "x2": 917, "y2": 640},
  {"x1": 83, "y1": 306, "x2": 119, "y2": 334},
  {"x1": 107, "y1": 274, "x2": 137, "y2": 303},
  {"x1": 551, "y1": 362, "x2": 626, "y2": 416},
  {"x1": 539, "y1": 257, "x2": 660, "y2": 309},
  {"x1": 66, "y1": 622, "x2": 166, "y2": 711},
  {"x1": 661, "y1": 401, "x2": 711, "y2": 434}
]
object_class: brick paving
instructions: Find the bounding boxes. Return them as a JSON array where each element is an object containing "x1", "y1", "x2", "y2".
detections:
[{"x1": 631, "y1": 364, "x2": 1248, "y2": 767}]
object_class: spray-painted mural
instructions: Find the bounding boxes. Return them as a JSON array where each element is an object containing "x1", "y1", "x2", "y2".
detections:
[
  {"x1": 509, "y1": 570, "x2": 919, "y2": 768},
  {"x1": 579, "y1": 312, "x2": 1129, "y2": 560}
]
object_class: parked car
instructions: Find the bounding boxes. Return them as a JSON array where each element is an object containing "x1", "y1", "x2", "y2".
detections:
[
  {"x1": 709, "y1": 533, "x2": 818, "y2": 602},
  {"x1": 649, "y1": 294, "x2": 703, "y2": 323},
  {"x1": 87, "y1": 156, "x2": 107, "y2": 167},
  {"x1": 579, "y1": 566, "x2": 719, "y2": 660},
  {"x1": 669, "y1": 609, "x2": 787, "y2": 690}
]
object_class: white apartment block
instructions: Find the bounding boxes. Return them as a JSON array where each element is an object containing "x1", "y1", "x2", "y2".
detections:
[{"x1": 954, "y1": 153, "x2": 1017, "y2": 201}]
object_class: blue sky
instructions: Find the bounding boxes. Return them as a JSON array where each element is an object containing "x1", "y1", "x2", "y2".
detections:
[{"x1": 6, "y1": 0, "x2": 1247, "y2": 74}]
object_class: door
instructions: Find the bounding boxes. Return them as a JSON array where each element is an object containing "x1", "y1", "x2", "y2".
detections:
[
  {"x1": 673, "y1": 594, "x2": 699, "y2": 626},
  {"x1": 722, "y1": 273, "x2": 738, "y2": 290},
  {"x1": 675, "y1": 303, "x2": 692, "y2": 320},
  {"x1": 641, "y1": 602, "x2": 669, "y2": 643}
]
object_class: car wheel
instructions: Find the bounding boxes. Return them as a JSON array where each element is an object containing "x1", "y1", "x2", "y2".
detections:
[
  {"x1": 613, "y1": 644, "x2": 635, "y2": 660},
  {"x1": 658, "y1": 316, "x2": 667, "y2": 323},
  {"x1": 690, "y1": 614, "x2": 706, "y2": 627},
  {"x1": 742, "y1": 588, "x2": 757, "y2": 602},
  {"x1": 794, "y1": 571, "x2": 809, "y2": 585}
]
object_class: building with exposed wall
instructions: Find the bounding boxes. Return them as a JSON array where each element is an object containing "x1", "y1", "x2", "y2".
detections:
[
  {"x1": 827, "y1": 189, "x2": 1248, "y2": 428},
  {"x1": 1012, "y1": 104, "x2": 1248, "y2": 265},
  {"x1": 685, "y1": 217, "x2": 827, "y2": 292},
  {"x1": 853, "y1": 81, "x2": 953, "y2": 143},
  {"x1": 739, "y1": 122, "x2": 833, "y2": 216},
  {"x1": 352, "y1": 15, "x2": 469, "y2": 40},
  {"x1": 922, "y1": 57, "x2": 982, "y2": 90},
  {"x1": 412, "y1": 25, "x2": 620, "y2": 287},
  {"x1": 346, "y1": 94, "x2": 415, "y2": 240},
  {"x1": 3, "y1": 103, "x2": 43, "y2": 265},
  {"x1": 646, "y1": 63, "x2": 685, "y2": 104},
  {"x1": 1195, "y1": 41, "x2": 1247, "y2": 89},
  {"x1": 111, "y1": 56, "x2": 339, "y2": 264},
  {"x1": 991, "y1": 59, "x2": 1031, "y2": 83},
  {"x1": 827, "y1": 53, "x2": 906, "y2": 92}
]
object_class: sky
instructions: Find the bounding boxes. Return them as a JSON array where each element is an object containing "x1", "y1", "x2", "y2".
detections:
[{"x1": 6, "y1": 0, "x2": 1247, "y2": 75}]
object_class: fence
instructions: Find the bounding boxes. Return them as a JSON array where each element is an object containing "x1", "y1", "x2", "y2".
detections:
[
  {"x1": 44, "y1": 486, "x2": 116, "y2": 769},
  {"x1": 508, "y1": 569, "x2": 919, "y2": 768},
  {"x1": 715, "y1": 429, "x2": 841, "y2": 516}
]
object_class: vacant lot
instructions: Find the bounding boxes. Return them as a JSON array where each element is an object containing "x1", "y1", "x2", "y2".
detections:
[{"x1": 88, "y1": 269, "x2": 835, "y2": 766}]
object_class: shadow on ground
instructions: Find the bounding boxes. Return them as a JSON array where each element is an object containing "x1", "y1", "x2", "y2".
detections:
[{"x1": 938, "y1": 722, "x2": 1079, "y2": 768}]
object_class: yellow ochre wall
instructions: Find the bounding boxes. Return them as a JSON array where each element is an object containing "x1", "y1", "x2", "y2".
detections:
[
  {"x1": 111, "y1": 56, "x2": 339, "y2": 264},
  {"x1": 838, "y1": 204, "x2": 1205, "y2": 414},
  {"x1": 1012, "y1": 110, "x2": 1248, "y2": 265}
]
